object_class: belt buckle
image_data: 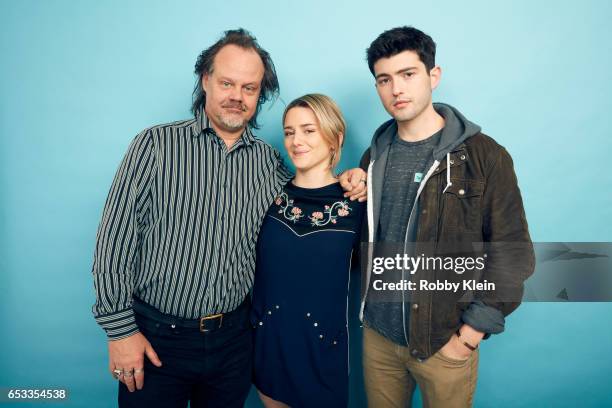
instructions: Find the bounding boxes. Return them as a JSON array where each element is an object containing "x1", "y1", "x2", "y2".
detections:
[{"x1": 199, "y1": 313, "x2": 223, "y2": 332}]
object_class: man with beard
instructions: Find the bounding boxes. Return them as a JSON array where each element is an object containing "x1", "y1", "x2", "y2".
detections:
[{"x1": 92, "y1": 28, "x2": 367, "y2": 407}]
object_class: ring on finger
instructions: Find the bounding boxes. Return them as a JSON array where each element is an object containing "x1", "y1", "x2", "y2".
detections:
[
  {"x1": 123, "y1": 369, "x2": 135, "y2": 378},
  {"x1": 112, "y1": 369, "x2": 124, "y2": 380},
  {"x1": 134, "y1": 368, "x2": 144, "y2": 374}
]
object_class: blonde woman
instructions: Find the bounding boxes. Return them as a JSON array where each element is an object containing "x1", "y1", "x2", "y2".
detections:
[{"x1": 251, "y1": 94, "x2": 364, "y2": 407}]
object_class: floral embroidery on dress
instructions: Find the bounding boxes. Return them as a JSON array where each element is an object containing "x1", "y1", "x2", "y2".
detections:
[
  {"x1": 275, "y1": 192, "x2": 304, "y2": 223},
  {"x1": 272, "y1": 191, "x2": 353, "y2": 227},
  {"x1": 308, "y1": 200, "x2": 351, "y2": 226}
]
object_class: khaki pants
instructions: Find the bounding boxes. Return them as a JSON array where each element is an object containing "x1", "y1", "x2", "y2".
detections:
[{"x1": 363, "y1": 327, "x2": 479, "y2": 408}]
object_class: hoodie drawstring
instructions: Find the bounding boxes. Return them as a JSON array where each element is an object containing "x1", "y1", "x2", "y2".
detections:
[{"x1": 442, "y1": 152, "x2": 452, "y2": 193}]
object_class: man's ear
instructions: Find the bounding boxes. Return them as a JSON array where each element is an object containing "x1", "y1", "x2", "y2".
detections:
[
  {"x1": 201, "y1": 73, "x2": 210, "y2": 93},
  {"x1": 430, "y1": 66, "x2": 442, "y2": 90},
  {"x1": 338, "y1": 132, "x2": 344, "y2": 147}
]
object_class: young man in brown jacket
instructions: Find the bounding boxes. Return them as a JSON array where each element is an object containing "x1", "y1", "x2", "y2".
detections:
[{"x1": 359, "y1": 26, "x2": 535, "y2": 407}]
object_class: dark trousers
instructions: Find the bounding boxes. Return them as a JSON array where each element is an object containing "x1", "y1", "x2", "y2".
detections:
[{"x1": 118, "y1": 299, "x2": 253, "y2": 408}]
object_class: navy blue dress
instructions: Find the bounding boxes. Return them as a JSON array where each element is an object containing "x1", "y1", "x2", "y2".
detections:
[{"x1": 251, "y1": 181, "x2": 364, "y2": 408}]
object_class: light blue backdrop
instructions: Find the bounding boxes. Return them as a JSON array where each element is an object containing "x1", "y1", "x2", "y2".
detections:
[{"x1": 1, "y1": 0, "x2": 611, "y2": 407}]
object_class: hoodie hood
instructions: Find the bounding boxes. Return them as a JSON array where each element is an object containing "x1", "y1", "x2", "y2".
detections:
[{"x1": 369, "y1": 102, "x2": 481, "y2": 161}]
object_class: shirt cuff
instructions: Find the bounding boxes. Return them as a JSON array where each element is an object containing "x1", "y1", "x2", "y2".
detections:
[
  {"x1": 94, "y1": 308, "x2": 140, "y2": 340},
  {"x1": 461, "y1": 301, "x2": 505, "y2": 336}
]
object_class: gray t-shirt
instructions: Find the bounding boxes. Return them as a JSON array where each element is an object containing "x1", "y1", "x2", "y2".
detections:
[
  {"x1": 379, "y1": 130, "x2": 441, "y2": 242},
  {"x1": 365, "y1": 130, "x2": 441, "y2": 346}
]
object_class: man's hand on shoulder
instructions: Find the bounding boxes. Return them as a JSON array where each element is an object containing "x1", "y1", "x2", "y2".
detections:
[
  {"x1": 108, "y1": 332, "x2": 162, "y2": 392},
  {"x1": 339, "y1": 168, "x2": 367, "y2": 202}
]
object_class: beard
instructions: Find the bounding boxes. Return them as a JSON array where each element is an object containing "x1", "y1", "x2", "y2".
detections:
[
  {"x1": 215, "y1": 102, "x2": 248, "y2": 131},
  {"x1": 215, "y1": 112, "x2": 247, "y2": 131}
]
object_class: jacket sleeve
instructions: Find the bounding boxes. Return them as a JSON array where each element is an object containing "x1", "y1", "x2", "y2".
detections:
[
  {"x1": 91, "y1": 130, "x2": 156, "y2": 340},
  {"x1": 461, "y1": 146, "x2": 535, "y2": 335}
]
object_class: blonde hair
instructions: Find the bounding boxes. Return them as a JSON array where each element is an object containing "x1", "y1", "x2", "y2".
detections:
[{"x1": 282, "y1": 93, "x2": 346, "y2": 169}]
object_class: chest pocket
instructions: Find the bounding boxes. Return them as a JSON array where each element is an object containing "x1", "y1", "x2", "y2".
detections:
[{"x1": 441, "y1": 180, "x2": 484, "y2": 232}]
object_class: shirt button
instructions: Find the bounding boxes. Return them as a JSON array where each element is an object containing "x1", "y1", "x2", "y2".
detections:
[
  {"x1": 412, "y1": 303, "x2": 419, "y2": 310},
  {"x1": 411, "y1": 349, "x2": 419, "y2": 356},
  {"x1": 275, "y1": 305, "x2": 280, "y2": 309},
  {"x1": 306, "y1": 313, "x2": 311, "y2": 317},
  {"x1": 171, "y1": 324, "x2": 176, "y2": 329},
  {"x1": 267, "y1": 311, "x2": 272, "y2": 315},
  {"x1": 459, "y1": 189, "x2": 465, "y2": 195},
  {"x1": 460, "y1": 154, "x2": 466, "y2": 160},
  {"x1": 258, "y1": 322, "x2": 263, "y2": 326},
  {"x1": 450, "y1": 159, "x2": 455, "y2": 165},
  {"x1": 314, "y1": 322, "x2": 318, "y2": 327},
  {"x1": 319, "y1": 334, "x2": 324, "y2": 339},
  {"x1": 422, "y1": 209, "x2": 427, "y2": 215}
]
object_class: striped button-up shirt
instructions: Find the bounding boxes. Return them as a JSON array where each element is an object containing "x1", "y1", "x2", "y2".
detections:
[{"x1": 92, "y1": 108, "x2": 291, "y2": 339}]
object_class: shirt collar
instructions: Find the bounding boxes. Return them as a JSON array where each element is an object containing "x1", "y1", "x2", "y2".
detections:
[{"x1": 194, "y1": 106, "x2": 256, "y2": 147}]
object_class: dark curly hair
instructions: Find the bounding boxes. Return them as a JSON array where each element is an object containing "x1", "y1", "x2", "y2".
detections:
[
  {"x1": 191, "y1": 28, "x2": 279, "y2": 129},
  {"x1": 366, "y1": 26, "x2": 436, "y2": 76}
]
